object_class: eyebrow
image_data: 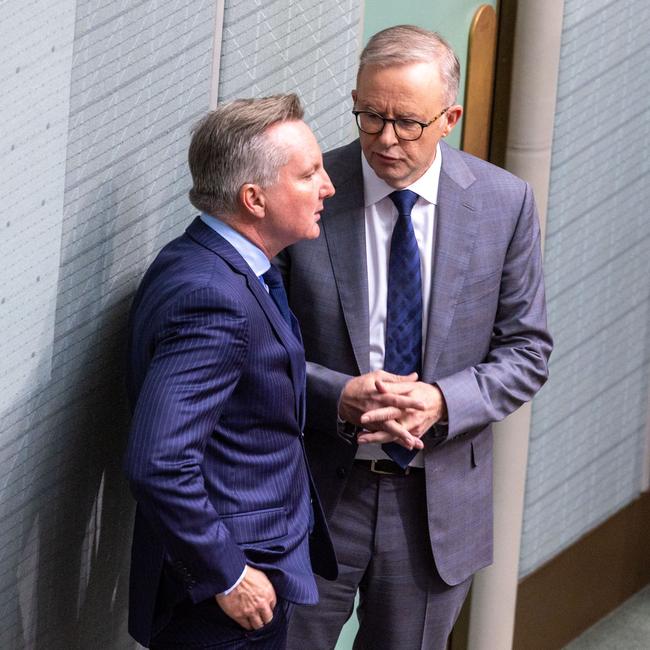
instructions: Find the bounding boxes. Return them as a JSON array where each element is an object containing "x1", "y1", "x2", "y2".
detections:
[{"x1": 360, "y1": 106, "x2": 426, "y2": 122}]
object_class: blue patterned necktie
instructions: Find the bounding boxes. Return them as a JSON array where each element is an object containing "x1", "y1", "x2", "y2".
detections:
[
  {"x1": 262, "y1": 264, "x2": 293, "y2": 327},
  {"x1": 382, "y1": 189, "x2": 423, "y2": 468}
]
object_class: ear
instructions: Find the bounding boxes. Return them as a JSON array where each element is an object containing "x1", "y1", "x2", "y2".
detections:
[
  {"x1": 441, "y1": 105, "x2": 463, "y2": 138},
  {"x1": 239, "y1": 183, "x2": 266, "y2": 219}
]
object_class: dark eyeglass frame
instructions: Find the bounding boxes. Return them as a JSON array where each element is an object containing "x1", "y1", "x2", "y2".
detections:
[{"x1": 352, "y1": 106, "x2": 451, "y2": 141}]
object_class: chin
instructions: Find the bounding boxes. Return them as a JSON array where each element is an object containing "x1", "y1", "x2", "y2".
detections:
[{"x1": 372, "y1": 166, "x2": 403, "y2": 185}]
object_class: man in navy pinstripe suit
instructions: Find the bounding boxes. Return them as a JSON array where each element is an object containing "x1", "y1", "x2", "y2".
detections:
[{"x1": 123, "y1": 95, "x2": 344, "y2": 649}]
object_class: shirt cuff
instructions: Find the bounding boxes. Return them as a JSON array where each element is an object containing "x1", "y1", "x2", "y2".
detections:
[
  {"x1": 219, "y1": 565, "x2": 247, "y2": 596},
  {"x1": 336, "y1": 413, "x2": 362, "y2": 444}
]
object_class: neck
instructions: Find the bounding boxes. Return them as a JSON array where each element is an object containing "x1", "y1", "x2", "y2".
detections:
[{"x1": 220, "y1": 213, "x2": 275, "y2": 260}]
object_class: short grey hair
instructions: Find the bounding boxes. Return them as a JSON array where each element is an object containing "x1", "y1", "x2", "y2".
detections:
[
  {"x1": 359, "y1": 25, "x2": 460, "y2": 105},
  {"x1": 188, "y1": 94, "x2": 304, "y2": 216}
]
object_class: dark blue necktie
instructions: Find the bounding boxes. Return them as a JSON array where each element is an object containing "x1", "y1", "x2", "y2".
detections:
[
  {"x1": 262, "y1": 264, "x2": 293, "y2": 327},
  {"x1": 382, "y1": 189, "x2": 423, "y2": 468}
]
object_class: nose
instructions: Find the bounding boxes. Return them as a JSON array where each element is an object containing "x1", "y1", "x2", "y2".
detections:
[
  {"x1": 321, "y1": 170, "x2": 335, "y2": 198},
  {"x1": 377, "y1": 119, "x2": 399, "y2": 146}
]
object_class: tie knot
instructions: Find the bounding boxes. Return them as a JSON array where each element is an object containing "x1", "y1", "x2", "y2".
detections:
[
  {"x1": 262, "y1": 264, "x2": 283, "y2": 289},
  {"x1": 389, "y1": 189, "x2": 419, "y2": 217}
]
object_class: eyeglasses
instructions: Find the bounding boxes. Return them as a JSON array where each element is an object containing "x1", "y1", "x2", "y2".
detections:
[{"x1": 352, "y1": 107, "x2": 450, "y2": 141}]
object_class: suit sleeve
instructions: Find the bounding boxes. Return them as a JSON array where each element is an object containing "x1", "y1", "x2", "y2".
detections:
[
  {"x1": 124, "y1": 287, "x2": 248, "y2": 602},
  {"x1": 435, "y1": 182, "x2": 553, "y2": 438}
]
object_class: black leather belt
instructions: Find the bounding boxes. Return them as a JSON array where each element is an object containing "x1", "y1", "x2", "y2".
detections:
[{"x1": 354, "y1": 459, "x2": 423, "y2": 476}]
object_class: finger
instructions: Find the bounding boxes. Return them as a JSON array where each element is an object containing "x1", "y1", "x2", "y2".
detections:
[
  {"x1": 249, "y1": 612, "x2": 265, "y2": 630},
  {"x1": 237, "y1": 616, "x2": 253, "y2": 630},
  {"x1": 374, "y1": 379, "x2": 420, "y2": 395},
  {"x1": 357, "y1": 430, "x2": 425, "y2": 448},
  {"x1": 357, "y1": 430, "x2": 398, "y2": 444},
  {"x1": 357, "y1": 431, "x2": 395, "y2": 444},
  {"x1": 359, "y1": 405, "x2": 426, "y2": 425},
  {"x1": 377, "y1": 419, "x2": 426, "y2": 446},
  {"x1": 358, "y1": 421, "x2": 424, "y2": 448},
  {"x1": 363, "y1": 392, "x2": 426, "y2": 411},
  {"x1": 359, "y1": 406, "x2": 403, "y2": 423},
  {"x1": 377, "y1": 371, "x2": 418, "y2": 383}
]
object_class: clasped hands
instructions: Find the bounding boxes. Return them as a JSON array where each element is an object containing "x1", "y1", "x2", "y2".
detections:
[
  {"x1": 338, "y1": 370, "x2": 447, "y2": 450},
  {"x1": 213, "y1": 372, "x2": 447, "y2": 630}
]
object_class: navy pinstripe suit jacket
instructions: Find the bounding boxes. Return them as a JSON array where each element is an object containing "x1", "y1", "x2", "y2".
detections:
[{"x1": 124, "y1": 217, "x2": 336, "y2": 646}]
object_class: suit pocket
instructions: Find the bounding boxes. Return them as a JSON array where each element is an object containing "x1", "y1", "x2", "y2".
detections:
[
  {"x1": 220, "y1": 507, "x2": 288, "y2": 545},
  {"x1": 470, "y1": 433, "x2": 491, "y2": 468}
]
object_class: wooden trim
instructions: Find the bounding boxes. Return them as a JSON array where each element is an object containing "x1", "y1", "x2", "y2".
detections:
[
  {"x1": 513, "y1": 491, "x2": 650, "y2": 649},
  {"x1": 461, "y1": 5, "x2": 498, "y2": 160},
  {"x1": 488, "y1": 0, "x2": 517, "y2": 167}
]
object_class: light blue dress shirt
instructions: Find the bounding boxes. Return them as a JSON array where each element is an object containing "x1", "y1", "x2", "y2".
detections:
[{"x1": 200, "y1": 212, "x2": 270, "y2": 278}]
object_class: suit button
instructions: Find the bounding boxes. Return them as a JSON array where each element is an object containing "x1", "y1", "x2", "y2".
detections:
[{"x1": 336, "y1": 466, "x2": 347, "y2": 478}]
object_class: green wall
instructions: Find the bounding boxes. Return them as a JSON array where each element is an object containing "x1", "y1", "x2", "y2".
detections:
[{"x1": 360, "y1": 0, "x2": 498, "y2": 150}]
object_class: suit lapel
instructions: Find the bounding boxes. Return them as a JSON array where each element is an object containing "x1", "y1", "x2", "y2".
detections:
[
  {"x1": 422, "y1": 144, "x2": 479, "y2": 381},
  {"x1": 321, "y1": 151, "x2": 371, "y2": 375},
  {"x1": 243, "y1": 272, "x2": 307, "y2": 427},
  {"x1": 186, "y1": 218, "x2": 306, "y2": 424}
]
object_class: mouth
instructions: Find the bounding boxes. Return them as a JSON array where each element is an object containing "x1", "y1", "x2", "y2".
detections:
[{"x1": 374, "y1": 151, "x2": 400, "y2": 163}]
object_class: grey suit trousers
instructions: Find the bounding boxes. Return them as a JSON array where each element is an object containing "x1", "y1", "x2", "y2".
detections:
[{"x1": 287, "y1": 463, "x2": 472, "y2": 650}]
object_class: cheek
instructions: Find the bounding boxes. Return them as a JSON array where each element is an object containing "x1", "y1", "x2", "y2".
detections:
[
  {"x1": 358, "y1": 133, "x2": 375, "y2": 154},
  {"x1": 412, "y1": 139, "x2": 437, "y2": 162}
]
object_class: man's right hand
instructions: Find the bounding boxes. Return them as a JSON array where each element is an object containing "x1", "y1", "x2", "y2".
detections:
[
  {"x1": 338, "y1": 370, "x2": 426, "y2": 450},
  {"x1": 215, "y1": 566, "x2": 276, "y2": 630}
]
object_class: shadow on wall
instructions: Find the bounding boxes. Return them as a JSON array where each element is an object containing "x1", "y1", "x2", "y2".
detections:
[{"x1": 2, "y1": 188, "x2": 141, "y2": 649}]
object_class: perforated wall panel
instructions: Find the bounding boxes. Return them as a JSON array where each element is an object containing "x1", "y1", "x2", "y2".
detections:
[
  {"x1": 0, "y1": 1, "x2": 216, "y2": 647},
  {"x1": 218, "y1": 0, "x2": 362, "y2": 150},
  {"x1": 520, "y1": 0, "x2": 650, "y2": 577}
]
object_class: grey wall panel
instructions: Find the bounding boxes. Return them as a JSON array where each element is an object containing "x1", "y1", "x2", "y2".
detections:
[
  {"x1": 0, "y1": 1, "x2": 216, "y2": 647},
  {"x1": 0, "y1": 0, "x2": 76, "y2": 412},
  {"x1": 520, "y1": 1, "x2": 650, "y2": 576},
  {"x1": 218, "y1": 0, "x2": 362, "y2": 151}
]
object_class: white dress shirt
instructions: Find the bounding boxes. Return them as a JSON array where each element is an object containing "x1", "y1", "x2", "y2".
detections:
[{"x1": 354, "y1": 144, "x2": 443, "y2": 467}]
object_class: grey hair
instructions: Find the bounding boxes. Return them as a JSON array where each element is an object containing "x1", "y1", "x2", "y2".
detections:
[
  {"x1": 188, "y1": 94, "x2": 304, "y2": 216},
  {"x1": 359, "y1": 25, "x2": 460, "y2": 104}
]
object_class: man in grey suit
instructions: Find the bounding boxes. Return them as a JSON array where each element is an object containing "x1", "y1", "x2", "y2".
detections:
[{"x1": 279, "y1": 25, "x2": 553, "y2": 650}]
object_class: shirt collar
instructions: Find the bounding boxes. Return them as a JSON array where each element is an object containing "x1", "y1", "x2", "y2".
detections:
[
  {"x1": 200, "y1": 213, "x2": 270, "y2": 277},
  {"x1": 361, "y1": 143, "x2": 442, "y2": 207}
]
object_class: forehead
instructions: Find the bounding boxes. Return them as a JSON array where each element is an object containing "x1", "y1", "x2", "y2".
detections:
[
  {"x1": 355, "y1": 62, "x2": 445, "y2": 113},
  {"x1": 266, "y1": 120, "x2": 321, "y2": 167}
]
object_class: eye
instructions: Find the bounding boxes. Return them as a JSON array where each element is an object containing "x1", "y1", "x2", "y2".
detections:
[
  {"x1": 362, "y1": 112, "x2": 384, "y2": 127},
  {"x1": 395, "y1": 119, "x2": 422, "y2": 135}
]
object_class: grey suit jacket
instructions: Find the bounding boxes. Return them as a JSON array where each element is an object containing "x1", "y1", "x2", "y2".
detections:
[{"x1": 278, "y1": 139, "x2": 552, "y2": 586}]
